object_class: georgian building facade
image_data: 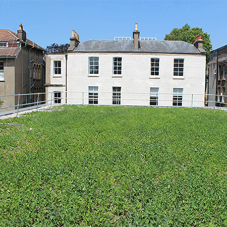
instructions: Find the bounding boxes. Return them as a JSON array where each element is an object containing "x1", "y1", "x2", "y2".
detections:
[{"x1": 46, "y1": 24, "x2": 206, "y2": 107}]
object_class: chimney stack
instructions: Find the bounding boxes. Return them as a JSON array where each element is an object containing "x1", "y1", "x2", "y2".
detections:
[
  {"x1": 133, "y1": 23, "x2": 140, "y2": 50},
  {"x1": 17, "y1": 24, "x2": 26, "y2": 42},
  {"x1": 69, "y1": 30, "x2": 80, "y2": 50},
  {"x1": 194, "y1": 35, "x2": 206, "y2": 54}
]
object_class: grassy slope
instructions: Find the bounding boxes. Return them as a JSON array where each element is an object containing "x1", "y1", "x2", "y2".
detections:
[{"x1": 0, "y1": 106, "x2": 227, "y2": 226}]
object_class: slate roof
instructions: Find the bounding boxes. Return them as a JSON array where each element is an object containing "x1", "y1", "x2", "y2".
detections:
[
  {"x1": 72, "y1": 40, "x2": 202, "y2": 54},
  {"x1": 0, "y1": 29, "x2": 45, "y2": 57}
]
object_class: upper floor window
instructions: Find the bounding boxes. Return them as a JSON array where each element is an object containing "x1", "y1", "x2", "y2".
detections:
[
  {"x1": 0, "y1": 42, "x2": 7, "y2": 48},
  {"x1": 174, "y1": 59, "x2": 184, "y2": 76},
  {"x1": 33, "y1": 64, "x2": 42, "y2": 80},
  {"x1": 89, "y1": 57, "x2": 99, "y2": 75},
  {"x1": 113, "y1": 57, "x2": 122, "y2": 75},
  {"x1": 151, "y1": 58, "x2": 159, "y2": 76},
  {"x1": 0, "y1": 62, "x2": 4, "y2": 81},
  {"x1": 54, "y1": 61, "x2": 61, "y2": 74}
]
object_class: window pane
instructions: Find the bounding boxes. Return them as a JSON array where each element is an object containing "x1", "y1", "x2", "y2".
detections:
[
  {"x1": 54, "y1": 61, "x2": 61, "y2": 75},
  {"x1": 89, "y1": 57, "x2": 99, "y2": 74},
  {"x1": 173, "y1": 88, "x2": 183, "y2": 106},
  {"x1": 113, "y1": 57, "x2": 122, "y2": 75},
  {"x1": 151, "y1": 58, "x2": 159, "y2": 76},
  {"x1": 150, "y1": 88, "x2": 159, "y2": 105},
  {"x1": 54, "y1": 92, "x2": 61, "y2": 104},
  {"x1": 89, "y1": 86, "x2": 98, "y2": 104},
  {"x1": 112, "y1": 87, "x2": 121, "y2": 104},
  {"x1": 174, "y1": 59, "x2": 184, "y2": 76}
]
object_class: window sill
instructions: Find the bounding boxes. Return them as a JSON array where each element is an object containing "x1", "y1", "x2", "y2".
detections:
[
  {"x1": 88, "y1": 75, "x2": 99, "y2": 77},
  {"x1": 53, "y1": 75, "x2": 62, "y2": 78},
  {"x1": 112, "y1": 75, "x2": 122, "y2": 78},
  {"x1": 149, "y1": 76, "x2": 160, "y2": 79},
  {"x1": 173, "y1": 76, "x2": 185, "y2": 80},
  {"x1": 0, "y1": 80, "x2": 5, "y2": 82}
]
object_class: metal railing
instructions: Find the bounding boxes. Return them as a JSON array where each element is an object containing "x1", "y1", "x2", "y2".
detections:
[{"x1": 0, "y1": 91, "x2": 226, "y2": 117}]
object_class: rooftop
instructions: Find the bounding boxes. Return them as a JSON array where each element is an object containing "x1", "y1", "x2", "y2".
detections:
[
  {"x1": 72, "y1": 39, "x2": 202, "y2": 54},
  {"x1": 0, "y1": 29, "x2": 45, "y2": 57}
]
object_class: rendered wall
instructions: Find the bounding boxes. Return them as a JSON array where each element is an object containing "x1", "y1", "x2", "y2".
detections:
[
  {"x1": 45, "y1": 54, "x2": 66, "y2": 105},
  {"x1": 66, "y1": 53, "x2": 206, "y2": 107}
]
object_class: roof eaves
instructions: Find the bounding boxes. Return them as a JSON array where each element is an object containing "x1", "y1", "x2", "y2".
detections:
[{"x1": 0, "y1": 55, "x2": 16, "y2": 59}]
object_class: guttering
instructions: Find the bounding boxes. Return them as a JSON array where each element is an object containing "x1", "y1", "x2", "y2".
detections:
[{"x1": 0, "y1": 56, "x2": 16, "y2": 59}]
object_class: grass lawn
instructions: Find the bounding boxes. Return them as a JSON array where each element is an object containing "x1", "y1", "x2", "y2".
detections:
[{"x1": 0, "y1": 106, "x2": 227, "y2": 226}]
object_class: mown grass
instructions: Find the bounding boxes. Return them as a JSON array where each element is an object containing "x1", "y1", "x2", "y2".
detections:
[{"x1": 0, "y1": 106, "x2": 227, "y2": 226}]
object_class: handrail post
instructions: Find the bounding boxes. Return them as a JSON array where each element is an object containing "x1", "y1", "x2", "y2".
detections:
[
  {"x1": 16, "y1": 94, "x2": 20, "y2": 117},
  {"x1": 37, "y1": 93, "x2": 40, "y2": 111},
  {"x1": 51, "y1": 92, "x2": 53, "y2": 107},
  {"x1": 191, "y1": 94, "x2": 194, "y2": 107}
]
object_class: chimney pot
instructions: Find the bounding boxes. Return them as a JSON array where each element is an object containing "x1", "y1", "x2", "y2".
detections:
[{"x1": 194, "y1": 35, "x2": 206, "y2": 54}]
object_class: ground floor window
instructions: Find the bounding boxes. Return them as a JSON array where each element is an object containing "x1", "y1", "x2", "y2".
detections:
[
  {"x1": 88, "y1": 86, "x2": 98, "y2": 104},
  {"x1": 112, "y1": 87, "x2": 121, "y2": 105},
  {"x1": 54, "y1": 91, "x2": 61, "y2": 104},
  {"x1": 173, "y1": 88, "x2": 183, "y2": 106},
  {"x1": 150, "y1": 87, "x2": 159, "y2": 105}
]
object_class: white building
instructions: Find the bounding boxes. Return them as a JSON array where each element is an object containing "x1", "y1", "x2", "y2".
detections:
[{"x1": 45, "y1": 24, "x2": 206, "y2": 107}]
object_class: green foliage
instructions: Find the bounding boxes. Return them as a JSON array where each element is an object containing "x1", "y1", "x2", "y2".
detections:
[
  {"x1": 164, "y1": 24, "x2": 212, "y2": 61},
  {"x1": 0, "y1": 106, "x2": 226, "y2": 226}
]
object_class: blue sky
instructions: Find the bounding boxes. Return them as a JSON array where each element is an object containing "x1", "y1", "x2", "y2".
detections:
[{"x1": 1, "y1": 0, "x2": 227, "y2": 50}]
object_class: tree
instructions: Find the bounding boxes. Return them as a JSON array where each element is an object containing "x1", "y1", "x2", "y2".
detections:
[
  {"x1": 164, "y1": 24, "x2": 212, "y2": 61},
  {"x1": 46, "y1": 43, "x2": 70, "y2": 54}
]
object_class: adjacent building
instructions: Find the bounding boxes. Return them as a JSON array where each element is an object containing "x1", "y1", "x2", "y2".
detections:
[
  {"x1": 207, "y1": 45, "x2": 227, "y2": 107},
  {"x1": 46, "y1": 24, "x2": 206, "y2": 107},
  {"x1": 0, "y1": 24, "x2": 46, "y2": 111}
]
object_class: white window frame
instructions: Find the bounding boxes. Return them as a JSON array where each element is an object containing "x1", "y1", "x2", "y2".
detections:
[
  {"x1": 89, "y1": 57, "x2": 99, "y2": 75},
  {"x1": 113, "y1": 57, "x2": 122, "y2": 75},
  {"x1": 112, "y1": 87, "x2": 121, "y2": 105},
  {"x1": 54, "y1": 61, "x2": 61, "y2": 75},
  {"x1": 173, "y1": 88, "x2": 183, "y2": 106},
  {"x1": 174, "y1": 59, "x2": 184, "y2": 77},
  {"x1": 88, "y1": 86, "x2": 98, "y2": 104},
  {"x1": 150, "y1": 87, "x2": 159, "y2": 106},
  {"x1": 151, "y1": 58, "x2": 159, "y2": 76},
  {"x1": 54, "y1": 91, "x2": 61, "y2": 104},
  {"x1": 0, "y1": 62, "x2": 4, "y2": 81}
]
